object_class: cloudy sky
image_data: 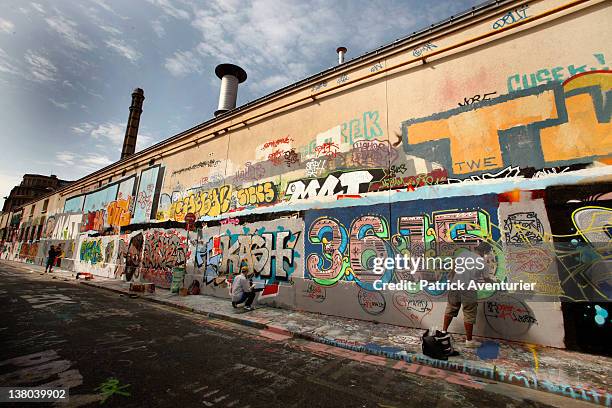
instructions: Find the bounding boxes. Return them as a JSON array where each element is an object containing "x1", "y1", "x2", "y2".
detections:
[{"x1": 0, "y1": 0, "x2": 478, "y2": 208}]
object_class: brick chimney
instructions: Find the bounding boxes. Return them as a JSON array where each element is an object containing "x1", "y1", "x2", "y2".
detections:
[{"x1": 121, "y1": 88, "x2": 145, "y2": 160}]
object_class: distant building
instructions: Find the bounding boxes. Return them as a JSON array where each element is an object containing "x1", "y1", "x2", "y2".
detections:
[
  {"x1": 2, "y1": 174, "x2": 71, "y2": 213},
  {"x1": 0, "y1": 174, "x2": 71, "y2": 242}
]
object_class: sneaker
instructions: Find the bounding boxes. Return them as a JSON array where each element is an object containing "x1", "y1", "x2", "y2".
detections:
[
  {"x1": 244, "y1": 305, "x2": 254, "y2": 311},
  {"x1": 231, "y1": 302, "x2": 238, "y2": 308},
  {"x1": 465, "y1": 339, "x2": 480, "y2": 348}
]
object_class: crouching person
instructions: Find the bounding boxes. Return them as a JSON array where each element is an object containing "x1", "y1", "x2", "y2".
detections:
[{"x1": 231, "y1": 265, "x2": 255, "y2": 310}]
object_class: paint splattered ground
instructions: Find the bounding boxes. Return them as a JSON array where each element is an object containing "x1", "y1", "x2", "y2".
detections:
[{"x1": 0, "y1": 261, "x2": 607, "y2": 407}]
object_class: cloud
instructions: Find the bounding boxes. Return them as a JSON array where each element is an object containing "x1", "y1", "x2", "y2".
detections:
[
  {"x1": 0, "y1": 18, "x2": 15, "y2": 34},
  {"x1": 164, "y1": 50, "x2": 202, "y2": 77},
  {"x1": 45, "y1": 14, "x2": 93, "y2": 50},
  {"x1": 71, "y1": 122, "x2": 95, "y2": 134},
  {"x1": 1, "y1": 48, "x2": 59, "y2": 83},
  {"x1": 0, "y1": 48, "x2": 20, "y2": 76},
  {"x1": 90, "y1": 122, "x2": 126, "y2": 145},
  {"x1": 98, "y1": 24, "x2": 122, "y2": 35},
  {"x1": 176, "y1": 0, "x2": 450, "y2": 97},
  {"x1": 55, "y1": 151, "x2": 76, "y2": 166},
  {"x1": 55, "y1": 151, "x2": 113, "y2": 173},
  {"x1": 79, "y1": 3, "x2": 123, "y2": 35},
  {"x1": 89, "y1": 0, "x2": 130, "y2": 20},
  {"x1": 82, "y1": 154, "x2": 113, "y2": 167},
  {"x1": 31, "y1": 3, "x2": 45, "y2": 14},
  {"x1": 147, "y1": 0, "x2": 190, "y2": 20},
  {"x1": 105, "y1": 38, "x2": 141, "y2": 63},
  {"x1": 76, "y1": 82, "x2": 104, "y2": 100},
  {"x1": 151, "y1": 20, "x2": 165, "y2": 38},
  {"x1": 92, "y1": 0, "x2": 115, "y2": 15},
  {"x1": 48, "y1": 98, "x2": 70, "y2": 109},
  {"x1": 187, "y1": 0, "x2": 341, "y2": 94},
  {"x1": 24, "y1": 50, "x2": 57, "y2": 82},
  {"x1": 72, "y1": 121, "x2": 154, "y2": 150}
]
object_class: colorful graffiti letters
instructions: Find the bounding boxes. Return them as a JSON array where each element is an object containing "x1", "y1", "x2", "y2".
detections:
[
  {"x1": 80, "y1": 239, "x2": 102, "y2": 265},
  {"x1": 285, "y1": 170, "x2": 374, "y2": 201},
  {"x1": 236, "y1": 182, "x2": 277, "y2": 207},
  {"x1": 169, "y1": 185, "x2": 232, "y2": 221}
]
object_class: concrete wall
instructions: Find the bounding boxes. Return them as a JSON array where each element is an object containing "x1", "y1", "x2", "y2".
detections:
[{"x1": 2, "y1": 0, "x2": 610, "y2": 348}]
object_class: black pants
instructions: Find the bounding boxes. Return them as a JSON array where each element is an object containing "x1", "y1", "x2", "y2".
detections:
[{"x1": 235, "y1": 292, "x2": 255, "y2": 307}]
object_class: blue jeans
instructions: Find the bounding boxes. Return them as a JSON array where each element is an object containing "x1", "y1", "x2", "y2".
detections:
[{"x1": 234, "y1": 291, "x2": 255, "y2": 307}]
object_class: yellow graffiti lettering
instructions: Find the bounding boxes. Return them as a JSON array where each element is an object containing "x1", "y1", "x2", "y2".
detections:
[{"x1": 236, "y1": 182, "x2": 277, "y2": 207}]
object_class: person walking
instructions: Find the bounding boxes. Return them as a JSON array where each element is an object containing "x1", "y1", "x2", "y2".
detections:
[{"x1": 45, "y1": 245, "x2": 57, "y2": 273}]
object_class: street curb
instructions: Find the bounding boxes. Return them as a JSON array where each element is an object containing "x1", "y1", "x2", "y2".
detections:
[
  {"x1": 79, "y1": 281, "x2": 270, "y2": 330},
  {"x1": 77, "y1": 280, "x2": 608, "y2": 407},
  {"x1": 3, "y1": 261, "x2": 606, "y2": 407}
]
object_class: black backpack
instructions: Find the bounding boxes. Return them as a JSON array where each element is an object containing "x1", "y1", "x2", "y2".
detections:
[{"x1": 422, "y1": 330, "x2": 457, "y2": 360}]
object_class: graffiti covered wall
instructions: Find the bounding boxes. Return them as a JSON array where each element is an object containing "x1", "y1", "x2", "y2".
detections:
[
  {"x1": 190, "y1": 218, "x2": 304, "y2": 304},
  {"x1": 6, "y1": 0, "x2": 611, "y2": 349}
]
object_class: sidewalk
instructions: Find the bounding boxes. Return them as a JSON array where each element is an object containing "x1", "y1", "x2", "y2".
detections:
[{"x1": 6, "y1": 260, "x2": 611, "y2": 407}]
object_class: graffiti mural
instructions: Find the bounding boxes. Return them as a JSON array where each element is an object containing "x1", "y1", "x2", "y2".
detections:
[
  {"x1": 18, "y1": 242, "x2": 39, "y2": 264},
  {"x1": 45, "y1": 213, "x2": 81, "y2": 240},
  {"x1": 125, "y1": 233, "x2": 144, "y2": 282},
  {"x1": 544, "y1": 184, "x2": 612, "y2": 302},
  {"x1": 305, "y1": 195, "x2": 503, "y2": 293},
  {"x1": 140, "y1": 229, "x2": 188, "y2": 289},
  {"x1": 358, "y1": 288, "x2": 386, "y2": 315},
  {"x1": 80, "y1": 239, "x2": 102, "y2": 265},
  {"x1": 107, "y1": 198, "x2": 132, "y2": 228},
  {"x1": 544, "y1": 183, "x2": 611, "y2": 354},
  {"x1": 113, "y1": 236, "x2": 128, "y2": 279},
  {"x1": 504, "y1": 212, "x2": 545, "y2": 243},
  {"x1": 132, "y1": 167, "x2": 162, "y2": 224},
  {"x1": 195, "y1": 219, "x2": 303, "y2": 296},
  {"x1": 392, "y1": 293, "x2": 433, "y2": 325},
  {"x1": 162, "y1": 185, "x2": 232, "y2": 222},
  {"x1": 483, "y1": 295, "x2": 538, "y2": 337},
  {"x1": 61, "y1": 173, "x2": 162, "y2": 231},
  {"x1": 80, "y1": 210, "x2": 105, "y2": 233},
  {"x1": 285, "y1": 170, "x2": 381, "y2": 201},
  {"x1": 401, "y1": 72, "x2": 611, "y2": 178}
]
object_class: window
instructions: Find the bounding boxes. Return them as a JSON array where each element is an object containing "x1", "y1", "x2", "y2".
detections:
[{"x1": 42, "y1": 199, "x2": 49, "y2": 213}]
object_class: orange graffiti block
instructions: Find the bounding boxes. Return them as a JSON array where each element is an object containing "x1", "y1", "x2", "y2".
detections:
[
  {"x1": 541, "y1": 73, "x2": 612, "y2": 162},
  {"x1": 107, "y1": 198, "x2": 131, "y2": 227},
  {"x1": 407, "y1": 92, "x2": 556, "y2": 175}
]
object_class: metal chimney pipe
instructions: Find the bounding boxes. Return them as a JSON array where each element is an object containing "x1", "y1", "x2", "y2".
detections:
[
  {"x1": 336, "y1": 47, "x2": 347, "y2": 64},
  {"x1": 121, "y1": 88, "x2": 144, "y2": 160},
  {"x1": 214, "y1": 63, "x2": 247, "y2": 117}
]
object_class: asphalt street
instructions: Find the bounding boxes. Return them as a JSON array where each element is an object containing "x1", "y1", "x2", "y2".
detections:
[{"x1": 0, "y1": 262, "x2": 592, "y2": 408}]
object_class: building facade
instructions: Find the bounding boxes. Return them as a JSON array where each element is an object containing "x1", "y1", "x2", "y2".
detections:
[
  {"x1": 0, "y1": 174, "x2": 71, "y2": 241},
  {"x1": 1, "y1": 0, "x2": 610, "y2": 352}
]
